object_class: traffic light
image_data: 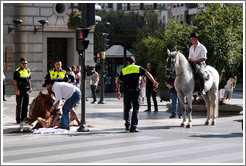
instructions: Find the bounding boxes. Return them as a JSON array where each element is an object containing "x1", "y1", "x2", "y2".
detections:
[
  {"x1": 76, "y1": 28, "x2": 89, "y2": 52},
  {"x1": 102, "y1": 33, "x2": 109, "y2": 50},
  {"x1": 81, "y1": 4, "x2": 102, "y2": 28},
  {"x1": 94, "y1": 52, "x2": 101, "y2": 63}
]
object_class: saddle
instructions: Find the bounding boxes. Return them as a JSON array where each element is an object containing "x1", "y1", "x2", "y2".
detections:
[{"x1": 191, "y1": 63, "x2": 209, "y2": 93}]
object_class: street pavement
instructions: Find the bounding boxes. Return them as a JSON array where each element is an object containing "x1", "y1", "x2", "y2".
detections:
[{"x1": 1, "y1": 90, "x2": 244, "y2": 164}]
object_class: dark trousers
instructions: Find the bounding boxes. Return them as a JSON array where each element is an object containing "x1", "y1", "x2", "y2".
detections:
[
  {"x1": 16, "y1": 91, "x2": 29, "y2": 122},
  {"x1": 3, "y1": 83, "x2": 6, "y2": 100},
  {"x1": 146, "y1": 87, "x2": 158, "y2": 111},
  {"x1": 90, "y1": 85, "x2": 97, "y2": 102},
  {"x1": 123, "y1": 90, "x2": 140, "y2": 130}
]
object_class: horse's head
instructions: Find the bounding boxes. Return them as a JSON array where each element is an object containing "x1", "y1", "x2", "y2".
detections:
[
  {"x1": 38, "y1": 92, "x2": 54, "y2": 110},
  {"x1": 29, "y1": 92, "x2": 54, "y2": 119},
  {"x1": 165, "y1": 49, "x2": 178, "y2": 78}
]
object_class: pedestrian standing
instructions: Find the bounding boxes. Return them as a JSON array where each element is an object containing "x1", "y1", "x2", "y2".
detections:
[
  {"x1": 144, "y1": 62, "x2": 158, "y2": 112},
  {"x1": 43, "y1": 79, "x2": 81, "y2": 130},
  {"x1": 3, "y1": 68, "x2": 6, "y2": 101},
  {"x1": 116, "y1": 56, "x2": 159, "y2": 132},
  {"x1": 89, "y1": 67, "x2": 99, "y2": 104},
  {"x1": 165, "y1": 74, "x2": 183, "y2": 119},
  {"x1": 13, "y1": 58, "x2": 32, "y2": 123},
  {"x1": 140, "y1": 76, "x2": 146, "y2": 104},
  {"x1": 223, "y1": 77, "x2": 234, "y2": 102},
  {"x1": 75, "y1": 65, "x2": 81, "y2": 88},
  {"x1": 66, "y1": 67, "x2": 75, "y2": 85}
]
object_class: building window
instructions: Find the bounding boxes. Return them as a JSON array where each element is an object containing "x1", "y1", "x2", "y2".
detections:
[
  {"x1": 127, "y1": 3, "x2": 130, "y2": 11},
  {"x1": 117, "y1": 3, "x2": 122, "y2": 10},
  {"x1": 140, "y1": 3, "x2": 144, "y2": 10},
  {"x1": 108, "y1": 3, "x2": 113, "y2": 8},
  {"x1": 153, "y1": 3, "x2": 157, "y2": 9},
  {"x1": 181, "y1": 4, "x2": 184, "y2": 7},
  {"x1": 53, "y1": 3, "x2": 67, "y2": 16},
  {"x1": 173, "y1": 5, "x2": 176, "y2": 8},
  {"x1": 177, "y1": 4, "x2": 180, "y2": 7}
]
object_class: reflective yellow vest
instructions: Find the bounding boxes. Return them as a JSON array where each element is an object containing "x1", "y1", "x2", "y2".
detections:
[
  {"x1": 49, "y1": 68, "x2": 66, "y2": 81},
  {"x1": 122, "y1": 64, "x2": 140, "y2": 76},
  {"x1": 16, "y1": 67, "x2": 30, "y2": 78}
]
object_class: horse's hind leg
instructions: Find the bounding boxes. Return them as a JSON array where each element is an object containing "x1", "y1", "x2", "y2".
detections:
[
  {"x1": 210, "y1": 90, "x2": 218, "y2": 125},
  {"x1": 203, "y1": 93, "x2": 210, "y2": 125}
]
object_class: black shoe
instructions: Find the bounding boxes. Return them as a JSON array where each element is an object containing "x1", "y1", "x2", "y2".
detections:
[
  {"x1": 130, "y1": 128, "x2": 139, "y2": 132},
  {"x1": 179, "y1": 115, "x2": 183, "y2": 119},
  {"x1": 154, "y1": 110, "x2": 158, "y2": 112},
  {"x1": 144, "y1": 109, "x2": 151, "y2": 112},
  {"x1": 90, "y1": 101, "x2": 96, "y2": 104},
  {"x1": 16, "y1": 120, "x2": 21, "y2": 124},
  {"x1": 169, "y1": 115, "x2": 176, "y2": 118},
  {"x1": 3, "y1": 99, "x2": 6, "y2": 101},
  {"x1": 125, "y1": 126, "x2": 130, "y2": 131}
]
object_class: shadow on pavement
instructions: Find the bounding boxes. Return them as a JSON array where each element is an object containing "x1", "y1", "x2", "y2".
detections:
[{"x1": 190, "y1": 132, "x2": 243, "y2": 138}]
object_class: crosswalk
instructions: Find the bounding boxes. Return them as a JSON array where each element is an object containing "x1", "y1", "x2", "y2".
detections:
[{"x1": 3, "y1": 129, "x2": 244, "y2": 164}]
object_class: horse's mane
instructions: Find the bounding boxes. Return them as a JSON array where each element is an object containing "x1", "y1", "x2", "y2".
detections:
[{"x1": 175, "y1": 51, "x2": 192, "y2": 73}]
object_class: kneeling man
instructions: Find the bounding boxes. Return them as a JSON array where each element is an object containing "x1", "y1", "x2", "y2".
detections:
[{"x1": 43, "y1": 79, "x2": 81, "y2": 130}]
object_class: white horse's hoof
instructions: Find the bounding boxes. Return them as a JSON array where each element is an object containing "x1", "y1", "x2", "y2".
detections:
[
  {"x1": 180, "y1": 123, "x2": 185, "y2": 127},
  {"x1": 211, "y1": 121, "x2": 216, "y2": 125},
  {"x1": 204, "y1": 121, "x2": 209, "y2": 125},
  {"x1": 186, "y1": 124, "x2": 192, "y2": 128}
]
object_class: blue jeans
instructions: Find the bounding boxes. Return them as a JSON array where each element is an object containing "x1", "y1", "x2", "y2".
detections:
[
  {"x1": 59, "y1": 90, "x2": 81, "y2": 127},
  {"x1": 171, "y1": 92, "x2": 183, "y2": 116}
]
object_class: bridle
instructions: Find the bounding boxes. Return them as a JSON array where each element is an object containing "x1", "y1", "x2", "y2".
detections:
[{"x1": 165, "y1": 53, "x2": 183, "y2": 77}]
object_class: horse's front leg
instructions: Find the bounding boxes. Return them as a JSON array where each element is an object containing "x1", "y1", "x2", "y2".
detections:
[
  {"x1": 186, "y1": 95, "x2": 193, "y2": 128},
  {"x1": 177, "y1": 93, "x2": 186, "y2": 127}
]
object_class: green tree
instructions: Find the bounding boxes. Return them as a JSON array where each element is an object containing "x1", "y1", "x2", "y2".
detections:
[
  {"x1": 140, "y1": 3, "x2": 243, "y2": 88},
  {"x1": 141, "y1": 20, "x2": 193, "y2": 88},
  {"x1": 194, "y1": 3, "x2": 243, "y2": 81}
]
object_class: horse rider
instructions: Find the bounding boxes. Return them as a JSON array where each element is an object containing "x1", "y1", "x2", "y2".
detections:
[
  {"x1": 188, "y1": 32, "x2": 207, "y2": 94},
  {"x1": 42, "y1": 79, "x2": 81, "y2": 130},
  {"x1": 14, "y1": 58, "x2": 32, "y2": 124},
  {"x1": 45, "y1": 60, "x2": 69, "y2": 82},
  {"x1": 116, "y1": 56, "x2": 159, "y2": 132}
]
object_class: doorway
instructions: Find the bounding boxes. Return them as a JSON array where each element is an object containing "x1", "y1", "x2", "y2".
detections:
[{"x1": 47, "y1": 38, "x2": 67, "y2": 71}]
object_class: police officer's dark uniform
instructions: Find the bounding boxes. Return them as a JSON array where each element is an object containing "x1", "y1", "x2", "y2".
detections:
[
  {"x1": 14, "y1": 63, "x2": 31, "y2": 123},
  {"x1": 45, "y1": 68, "x2": 69, "y2": 82},
  {"x1": 118, "y1": 57, "x2": 147, "y2": 132}
]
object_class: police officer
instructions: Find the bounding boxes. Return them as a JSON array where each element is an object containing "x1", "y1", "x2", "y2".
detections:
[
  {"x1": 13, "y1": 58, "x2": 32, "y2": 124},
  {"x1": 116, "y1": 56, "x2": 159, "y2": 132},
  {"x1": 45, "y1": 60, "x2": 68, "y2": 82}
]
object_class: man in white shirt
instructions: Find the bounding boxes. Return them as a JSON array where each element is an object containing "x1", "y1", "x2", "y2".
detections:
[
  {"x1": 42, "y1": 79, "x2": 81, "y2": 130},
  {"x1": 188, "y1": 32, "x2": 207, "y2": 94}
]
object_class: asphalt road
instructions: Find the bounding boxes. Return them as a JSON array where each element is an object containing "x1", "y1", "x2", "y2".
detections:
[{"x1": 1, "y1": 90, "x2": 244, "y2": 164}]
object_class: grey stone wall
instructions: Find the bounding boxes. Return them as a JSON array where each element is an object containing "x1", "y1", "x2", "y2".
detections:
[{"x1": 3, "y1": 3, "x2": 95, "y2": 96}]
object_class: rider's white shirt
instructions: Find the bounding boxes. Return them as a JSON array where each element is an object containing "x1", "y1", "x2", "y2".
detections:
[{"x1": 188, "y1": 42, "x2": 207, "y2": 61}]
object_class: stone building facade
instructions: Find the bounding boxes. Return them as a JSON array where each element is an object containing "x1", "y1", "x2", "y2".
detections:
[{"x1": 3, "y1": 3, "x2": 95, "y2": 92}]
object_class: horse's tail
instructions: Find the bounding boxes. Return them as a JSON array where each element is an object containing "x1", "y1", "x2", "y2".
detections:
[
  {"x1": 215, "y1": 89, "x2": 219, "y2": 117},
  {"x1": 209, "y1": 89, "x2": 219, "y2": 118}
]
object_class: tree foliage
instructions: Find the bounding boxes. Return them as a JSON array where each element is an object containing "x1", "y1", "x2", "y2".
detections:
[{"x1": 140, "y1": 3, "x2": 243, "y2": 87}]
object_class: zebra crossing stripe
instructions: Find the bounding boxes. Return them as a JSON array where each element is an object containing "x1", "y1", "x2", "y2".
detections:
[{"x1": 4, "y1": 138, "x2": 200, "y2": 163}]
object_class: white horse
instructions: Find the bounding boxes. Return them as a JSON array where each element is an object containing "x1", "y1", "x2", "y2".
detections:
[{"x1": 165, "y1": 49, "x2": 219, "y2": 128}]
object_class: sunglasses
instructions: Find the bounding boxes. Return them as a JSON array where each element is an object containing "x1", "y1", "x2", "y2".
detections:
[{"x1": 22, "y1": 63, "x2": 28, "y2": 65}]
